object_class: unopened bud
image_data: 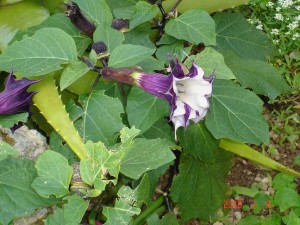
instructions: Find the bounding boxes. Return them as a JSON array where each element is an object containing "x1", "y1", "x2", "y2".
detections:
[{"x1": 111, "y1": 19, "x2": 129, "y2": 32}]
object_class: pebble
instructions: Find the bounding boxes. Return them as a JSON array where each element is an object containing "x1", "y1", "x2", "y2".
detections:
[{"x1": 235, "y1": 212, "x2": 242, "y2": 220}]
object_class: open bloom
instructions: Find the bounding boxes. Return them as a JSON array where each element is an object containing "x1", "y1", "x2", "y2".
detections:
[
  {"x1": 102, "y1": 58, "x2": 214, "y2": 137},
  {"x1": 0, "y1": 69, "x2": 39, "y2": 115}
]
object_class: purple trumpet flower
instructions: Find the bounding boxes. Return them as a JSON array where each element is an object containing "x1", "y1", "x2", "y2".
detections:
[
  {"x1": 0, "y1": 69, "x2": 39, "y2": 115},
  {"x1": 102, "y1": 58, "x2": 215, "y2": 138}
]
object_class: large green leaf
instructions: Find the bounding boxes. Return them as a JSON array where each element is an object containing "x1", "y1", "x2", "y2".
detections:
[
  {"x1": 0, "y1": 157, "x2": 57, "y2": 225},
  {"x1": 44, "y1": 195, "x2": 89, "y2": 225},
  {"x1": 141, "y1": 117, "x2": 174, "y2": 141},
  {"x1": 165, "y1": 10, "x2": 216, "y2": 46},
  {"x1": 124, "y1": 29, "x2": 156, "y2": 50},
  {"x1": 108, "y1": 44, "x2": 155, "y2": 68},
  {"x1": 214, "y1": 13, "x2": 275, "y2": 61},
  {"x1": 0, "y1": 141, "x2": 19, "y2": 161},
  {"x1": 0, "y1": 113, "x2": 28, "y2": 128},
  {"x1": 127, "y1": 87, "x2": 169, "y2": 134},
  {"x1": 187, "y1": 47, "x2": 235, "y2": 79},
  {"x1": 224, "y1": 51, "x2": 291, "y2": 101},
  {"x1": 170, "y1": 152, "x2": 232, "y2": 222},
  {"x1": 0, "y1": 28, "x2": 77, "y2": 76},
  {"x1": 120, "y1": 138, "x2": 176, "y2": 179},
  {"x1": 147, "y1": 213, "x2": 179, "y2": 225},
  {"x1": 177, "y1": 122, "x2": 219, "y2": 160},
  {"x1": 72, "y1": 0, "x2": 113, "y2": 25},
  {"x1": 205, "y1": 80, "x2": 269, "y2": 145},
  {"x1": 60, "y1": 61, "x2": 91, "y2": 91},
  {"x1": 32, "y1": 150, "x2": 73, "y2": 198},
  {"x1": 130, "y1": 1, "x2": 159, "y2": 29},
  {"x1": 93, "y1": 25, "x2": 124, "y2": 53},
  {"x1": 79, "y1": 89, "x2": 124, "y2": 146}
]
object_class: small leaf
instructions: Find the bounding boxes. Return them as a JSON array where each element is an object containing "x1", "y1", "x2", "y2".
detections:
[
  {"x1": 120, "y1": 138, "x2": 175, "y2": 179},
  {"x1": 0, "y1": 113, "x2": 28, "y2": 128},
  {"x1": 156, "y1": 41, "x2": 192, "y2": 64},
  {"x1": 273, "y1": 173, "x2": 296, "y2": 191},
  {"x1": 147, "y1": 213, "x2": 180, "y2": 225},
  {"x1": 165, "y1": 10, "x2": 216, "y2": 45},
  {"x1": 127, "y1": 87, "x2": 169, "y2": 134},
  {"x1": 214, "y1": 13, "x2": 275, "y2": 61},
  {"x1": 0, "y1": 28, "x2": 77, "y2": 76},
  {"x1": 274, "y1": 187, "x2": 300, "y2": 212},
  {"x1": 109, "y1": 44, "x2": 155, "y2": 68},
  {"x1": 93, "y1": 25, "x2": 124, "y2": 52},
  {"x1": 0, "y1": 157, "x2": 57, "y2": 225},
  {"x1": 205, "y1": 80, "x2": 269, "y2": 145},
  {"x1": 72, "y1": 0, "x2": 113, "y2": 25},
  {"x1": 0, "y1": 141, "x2": 19, "y2": 161},
  {"x1": 80, "y1": 89, "x2": 124, "y2": 146},
  {"x1": 32, "y1": 150, "x2": 73, "y2": 198},
  {"x1": 187, "y1": 48, "x2": 235, "y2": 79},
  {"x1": 45, "y1": 195, "x2": 89, "y2": 225},
  {"x1": 130, "y1": 1, "x2": 159, "y2": 29},
  {"x1": 60, "y1": 61, "x2": 91, "y2": 91}
]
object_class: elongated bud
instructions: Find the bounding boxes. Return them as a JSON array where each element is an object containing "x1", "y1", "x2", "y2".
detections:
[
  {"x1": 102, "y1": 67, "x2": 139, "y2": 85},
  {"x1": 112, "y1": 19, "x2": 129, "y2": 32},
  {"x1": 65, "y1": 2, "x2": 96, "y2": 37}
]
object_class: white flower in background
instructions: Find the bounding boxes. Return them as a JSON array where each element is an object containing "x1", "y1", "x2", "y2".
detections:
[
  {"x1": 288, "y1": 21, "x2": 299, "y2": 30},
  {"x1": 285, "y1": 31, "x2": 291, "y2": 35},
  {"x1": 266, "y1": 1, "x2": 275, "y2": 7},
  {"x1": 295, "y1": 15, "x2": 300, "y2": 21},
  {"x1": 276, "y1": 6, "x2": 281, "y2": 11},
  {"x1": 274, "y1": 13, "x2": 284, "y2": 21},
  {"x1": 292, "y1": 33, "x2": 300, "y2": 40},
  {"x1": 296, "y1": 6, "x2": 300, "y2": 10},
  {"x1": 271, "y1": 29, "x2": 280, "y2": 35},
  {"x1": 256, "y1": 24, "x2": 263, "y2": 30},
  {"x1": 278, "y1": 0, "x2": 294, "y2": 8},
  {"x1": 273, "y1": 39, "x2": 280, "y2": 44},
  {"x1": 247, "y1": 18, "x2": 254, "y2": 24}
]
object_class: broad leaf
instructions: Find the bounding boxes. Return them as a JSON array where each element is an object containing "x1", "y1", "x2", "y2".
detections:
[
  {"x1": 205, "y1": 80, "x2": 269, "y2": 145},
  {"x1": 156, "y1": 41, "x2": 192, "y2": 64},
  {"x1": 0, "y1": 157, "x2": 57, "y2": 225},
  {"x1": 137, "y1": 57, "x2": 165, "y2": 72},
  {"x1": 124, "y1": 29, "x2": 156, "y2": 50},
  {"x1": 127, "y1": 87, "x2": 169, "y2": 134},
  {"x1": 165, "y1": 10, "x2": 216, "y2": 46},
  {"x1": 274, "y1": 187, "x2": 300, "y2": 212},
  {"x1": 170, "y1": 152, "x2": 232, "y2": 222},
  {"x1": 177, "y1": 122, "x2": 219, "y2": 160},
  {"x1": 147, "y1": 213, "x2": 180, "y2": 225},
  {"x1": 108, "y1": 44, "x2": 155, "y2": 68},
  {"x1": 0, "y1": 113, "x2": 28, "y2": 128},
  {"x1": 224, "y1": 52, "x2": 291, "y2": 101},
  {"x1": 187, "y1": 48, "x2": 235, "y2": 79},
  {"x1": 45, "y1": 195, "x2": 88, "y2": 225},
  {"x1": 214, "y1": 13, "x2": 275, "y2": 61},
  {"x1": 80, "y1": 89, "x2": 124, "y2": 146},
  {"x1": 120, "y1": 138, "x2": 176, "y2": 179},
  {"x1": 72, "y1": 0, "x2": 113, "y2": 25},
  {"x1": 60, "y1": 61, "x2": 91, "y2": 91},
  {"x1": 93, "y1": 25, "x2": 124, "y2": 53},
  {"x1": 32, "y1": 150, "x2": 73, "y2": 198},
  {"x1": 0, "y1": 141, "x2": 19, "y2": 161},
  {"x1": 141, "y1": 117, "x2": 174, "y2": 141},
  {"x1": 130, "y1": 1, "x2": 159, "y2": 29},
  {"x1": 0, "y1": 28, "x2": 77, "y2": 76}
]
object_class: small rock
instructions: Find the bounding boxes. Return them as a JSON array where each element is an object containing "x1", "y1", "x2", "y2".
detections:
[
  {"x1": 213, "y1": 222, "x2": 223, "y2": 225},
  {"x1": 261, "y1": 177, "x2": 269, "y2": 183},
  {"x1": 235, "y1": 212, "x2": 242, "y2": 220}
]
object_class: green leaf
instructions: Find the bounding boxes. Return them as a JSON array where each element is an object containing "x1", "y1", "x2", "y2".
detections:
[
  {"x1": 165, "y1": 10, "x2": 216, "y2": 46},
  {"x1": 282, "y1": 209, "x2": 300, "y2": 225},
  {"x1": 156, "y1": 41, "x2": 192, "y2": 64},
  {"x1": 60, "y1": 61, "x2": 91, "y2": 91},
  {"x1": 45, "y1": 195, "x2": 89, "y2": 225},
  {"x1": 141, "y1": 117, "x2": 174, "y2": 141},
  {"x1": 170, "y1": 152, "x2": 232, "y2": 222},
  {"x1": 0, "y1": 28, "x2": 77, "y2": 76},
  {"x1": 224, "y1": 52, "x2": 290, "y2": 101},
  {"x1": 137, "y1": 57, "x2": 165, "y2": 72},
  {"x1": 108, "y1": 44, "x2": 155, "y2": 68},
  {"x1": 187, "y1": 48, "x2": 235, "y2": 79},
  {"x1": 124, "y1": 29, "x2": 156, "y2": 50},
  {"x1": 0, "y1": 141, "x2": 19, "y2": 161},
  {"x1": 273, "y1": 173, "x2": 296, "y2": 191},
  {"x1": 120, "y1": 138, "x2": 175, "y2": 179},
  {"x1": 214, "y1": 13, "x2": 275, "y2": 61},
  {"x1": 0, "y1": 157, "x2": 57, "y2": 225},
  {"x1": 127, "y1": 87, "x2": 169, "y2": 134},
  {"x1": 72, "y1": 0, "x2": 113, "y2": 25},
  {"x1": 274, "y1": 187, "x2": 300, "y2": 212},
  {"x1": 238, "y1": 215, "x2": 261, "y2": 225},
  {"x1": 113, "y1": 6, "x2": 135, "y2": 19},
  {"x1": 32, "y1": 150, "x2": 73, "y2": 198},
  {"x1": 130, "y1": 1, "x2": 159, "y2": 29},
  {"x1": 80, "y1": 89, "x2": 124, "y2": 146},
  {"x1": 93, "y1": 25, "x2": 124, "y2": 53},
  {"x1": 147, "y1": 213, "x2": 179, "y2": 225},
  {"x1": 0, "y1": 113, "x2": 28, "y2": 128},
  {"x1": 177, "y1": 122, "x2": 219, "y2": 160},
  {"x1": 205, "y1": 80, "x2": 269, "y2": 145}
]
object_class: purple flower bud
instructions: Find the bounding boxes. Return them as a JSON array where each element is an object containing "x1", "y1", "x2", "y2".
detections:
[
  {"x1": 0, "y1": 69, "x2": 39, "y2": 115},
  {"x1": 65, "y1": 1, "x2": 96, "y2": 37},
  {"x1": 102, "y1": 58, "x2": 215, "y2": 138},
  {"x1": 111, "y1": 19, "x2": 129, "y2": 32}
]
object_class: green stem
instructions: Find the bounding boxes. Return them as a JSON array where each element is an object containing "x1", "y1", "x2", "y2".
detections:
[
  {"x1": 220, "y1": 139, "x2": 300, "y2": 177},
  {"x1": 31, "y1": 76, "x2": 88, "y2": 160},
  {"x1": 131, "y1": 196, "x2": 165, "y2": 225}
]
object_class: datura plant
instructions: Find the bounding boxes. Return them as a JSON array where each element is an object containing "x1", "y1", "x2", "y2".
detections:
[{"x1": 0, "y1": 0, "x2": 297, "y2": 224}]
